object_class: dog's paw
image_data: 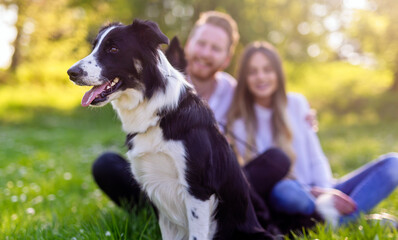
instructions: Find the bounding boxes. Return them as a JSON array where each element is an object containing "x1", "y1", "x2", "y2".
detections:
[{"x1": 315, "y1": 193, "x2": 340, "y2": 228}]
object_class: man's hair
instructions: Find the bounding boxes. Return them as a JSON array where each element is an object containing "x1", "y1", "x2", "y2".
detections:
[{"x1": 189, "y1": 11, "x2": 240, "y2": 55}]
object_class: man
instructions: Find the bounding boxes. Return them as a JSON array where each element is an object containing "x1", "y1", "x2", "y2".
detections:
[{"x1": 184, "y1": 11, "x2": 239, "y2": 126}]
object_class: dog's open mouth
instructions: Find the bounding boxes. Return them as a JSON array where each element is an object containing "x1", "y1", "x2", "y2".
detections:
[{"x1": 81, "y1": 78, "x2": 122, "y2": 107}]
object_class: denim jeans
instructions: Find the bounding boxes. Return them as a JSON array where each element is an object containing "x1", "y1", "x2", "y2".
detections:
[{"x1": 269, "y1": 153, "x2": 398, "y2": 224}]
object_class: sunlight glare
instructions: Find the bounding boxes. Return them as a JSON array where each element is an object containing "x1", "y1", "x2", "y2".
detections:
[
  {"x1": 0, "y1": 4, "x2": 18, "y2": 69},
  {"x1": 343, "y1": 0, "x2": 370, "y2": 10}
]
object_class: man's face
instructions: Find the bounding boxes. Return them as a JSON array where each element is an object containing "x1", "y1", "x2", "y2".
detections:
[{"x1": 185, "y1": 24, "x2": 231, "y2": 81}]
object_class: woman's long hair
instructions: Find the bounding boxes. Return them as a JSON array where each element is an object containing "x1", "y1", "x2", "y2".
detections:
[{"x1": 226, "y1": 41, "x2": 295, "y2": 164}]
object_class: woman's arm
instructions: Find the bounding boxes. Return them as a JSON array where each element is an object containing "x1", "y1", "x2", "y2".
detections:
[
  {"x1": 291, "y1": 94, "x2": 357, "y2": 215},
  {"x1": 294, "y1": 94, "x2": 333, "y2": 188}
]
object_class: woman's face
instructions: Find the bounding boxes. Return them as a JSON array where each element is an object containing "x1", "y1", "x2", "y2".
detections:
[{"x1": 246, "y1": 51, "x2": 278, "y2": 106}]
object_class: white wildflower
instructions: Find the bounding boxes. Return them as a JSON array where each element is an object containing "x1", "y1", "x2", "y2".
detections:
[
  {"x1": 26, "y1": 208, "x2": 35, "y2": 215},
  {"x1": 64, "y1": 172, "x2": 72, "y2": 180}
]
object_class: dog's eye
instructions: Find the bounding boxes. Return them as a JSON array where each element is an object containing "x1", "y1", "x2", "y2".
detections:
[{"x1": 108, "y1": 47, "x2": 119, "y2": 53}]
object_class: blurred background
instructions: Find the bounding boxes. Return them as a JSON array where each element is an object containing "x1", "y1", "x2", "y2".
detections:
[
  {"x1": 1, "y1": 0, "x2": 397, "y2": 86},
  {"x1": 1, "y1": 0, "x2": 398, "y2": 239},
  {"x1": 1, "y1": 0, "x2": 398, "y2": 117}
]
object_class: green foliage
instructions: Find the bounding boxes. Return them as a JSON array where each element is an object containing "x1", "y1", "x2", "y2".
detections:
[
  {"x1": 346, "y1": 0, "x2": 398, "y2": 89},
  {"x1": 285, "y1": 61, "x2": 393, "y2": 109},
  {"x1": 2, "y1": 0, "x2": 349, "y2": 82},
  {"x1": 348, "y1": 8, "x2": 396, "y2": 69}
]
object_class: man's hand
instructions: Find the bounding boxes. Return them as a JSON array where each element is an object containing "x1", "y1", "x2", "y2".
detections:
[
  {"x1": 305, "y1": 108, "x2": 318, "y2": 132},
  {"x1": 311, "y1": 187, "x2": 357, "y2": 215}
]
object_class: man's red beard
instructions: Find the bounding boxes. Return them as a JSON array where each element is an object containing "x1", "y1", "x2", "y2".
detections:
[{"x1": 186, "y1": 56, "x2": 222, "y2": 81}]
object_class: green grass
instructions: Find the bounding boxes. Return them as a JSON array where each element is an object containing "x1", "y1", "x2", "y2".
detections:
[
  {"x1": 1, "y1": 62, "x2": 398, "y2": 239},
  {"x1": 0, "y1": 103, "x2": 161, "y2": 239}
]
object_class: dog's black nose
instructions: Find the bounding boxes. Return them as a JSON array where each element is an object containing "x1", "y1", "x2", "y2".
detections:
[{"x1": 67, "y1": 66, "x2": 83, "y2": 80}]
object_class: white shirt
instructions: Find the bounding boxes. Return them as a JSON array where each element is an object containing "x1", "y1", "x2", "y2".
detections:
[
  {"x1": 207, "y1": 71, "x2": 236, "y2": 130},
  {"x1": 232, "y1": 93, "x2": 333, "y2": 188}
]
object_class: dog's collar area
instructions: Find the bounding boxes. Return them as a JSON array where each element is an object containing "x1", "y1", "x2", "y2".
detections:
[
  {"x1": 157, "y1": 108, "x2": 168, "y2": 118},
  {"x1": 125, "y1": 132, "x2": 138, "y2": 149}
]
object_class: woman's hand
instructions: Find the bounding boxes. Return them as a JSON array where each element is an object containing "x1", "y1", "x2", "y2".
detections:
[
  {"x1": 331, "y1": 190, "x2": 357, "y2": 215},
  {"x1": 311, "y1": 187, "x2": 357, "y2": 215}
]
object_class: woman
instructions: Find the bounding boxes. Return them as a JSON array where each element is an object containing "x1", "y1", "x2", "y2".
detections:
[{"x1": 226, "y1": 41, "x2": 398, "y2": 226}]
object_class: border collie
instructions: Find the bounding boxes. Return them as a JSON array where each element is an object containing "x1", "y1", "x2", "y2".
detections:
[{"x1": 67, "y1": 20, "x2": 272, "y2": 240}]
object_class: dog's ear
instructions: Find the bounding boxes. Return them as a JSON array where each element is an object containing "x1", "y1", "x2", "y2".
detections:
[
  {"x1": 165, "y1": 36, "x2": 187, "y2": 73},
  {"x1": 130, "y1": 19, "x2": 169, "y2": 49},
  {"x1": 128, "y1": 19, "x2": 169, "y2": 100}
]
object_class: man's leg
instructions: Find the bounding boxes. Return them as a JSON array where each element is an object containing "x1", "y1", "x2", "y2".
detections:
[
  {"x1": 92, "y1": 152, "x2": 146, "y2": 211},
  {"x1": 243, "y1": 148, "x2": 291, "y2": 199},
  {"x1": 243, "y1": 148, "x2": 291, "y2": 235}
]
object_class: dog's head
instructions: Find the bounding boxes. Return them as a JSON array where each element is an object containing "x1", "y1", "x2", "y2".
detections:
[{"x1": 67, "y1": 19, "x2": 169, "y2": 107}]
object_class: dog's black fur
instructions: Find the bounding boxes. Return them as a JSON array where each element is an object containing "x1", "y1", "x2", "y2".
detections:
[
  {"x1": 68, "y1": 19, "x2": 273, "y2": 239},
  {"x1": 165, "y1": 37, "x2": 187, "y2": 74}
]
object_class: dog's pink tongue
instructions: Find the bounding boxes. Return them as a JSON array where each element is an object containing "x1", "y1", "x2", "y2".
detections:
[{"x1": 81, "y1": 83, "x2": 108, "y2": 107}]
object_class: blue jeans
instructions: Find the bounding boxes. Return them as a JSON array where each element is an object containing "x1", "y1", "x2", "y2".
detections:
[{"x1": 269, "y1": 153, "x2": 398, "y2": 224}]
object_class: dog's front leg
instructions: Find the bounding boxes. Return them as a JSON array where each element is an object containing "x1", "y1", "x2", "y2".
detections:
[
  {"x1": 185, "y1": 194, "x2": 212, "y2": 240},
  {"x1": 158, "y1": 212, "x2": 187, "y2": 240}
]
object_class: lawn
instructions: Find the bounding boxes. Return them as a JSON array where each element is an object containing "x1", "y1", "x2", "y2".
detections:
[{"x1": 1, "y1": 62, "x2": 398, "y2": 239}]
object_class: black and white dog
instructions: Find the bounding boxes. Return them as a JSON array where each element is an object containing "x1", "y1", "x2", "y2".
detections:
[{"x1": 67, "y1": 20, "x2": 272, "y2": 240}]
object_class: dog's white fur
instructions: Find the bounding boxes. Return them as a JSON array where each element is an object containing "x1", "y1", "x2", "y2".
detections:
[
  {"x1": 70, "y1": 26, "x2": 118, "y2": 86},
  {"x1": 111, "y1": 52, "x2": 187, "y2": 133},
  {"x1": 110, "y1": 50, "x2": 218, "y2": 239}
]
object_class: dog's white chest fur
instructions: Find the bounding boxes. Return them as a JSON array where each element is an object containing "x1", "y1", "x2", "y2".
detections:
[
  {"x1": 127, "y1": 126, "x2": 189, "y2": 229},
  {"x1": 127, "y1": 126, "x2": 218, "y2": 240}
]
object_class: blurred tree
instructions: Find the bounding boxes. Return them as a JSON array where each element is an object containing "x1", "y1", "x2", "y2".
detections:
[
  {"x1": 0, "y1": 0, "x2": 351, "y2": 83},
  {"x1": 0, "y1": 0, "x2": 28, "y2": 72},
  {"x1": 1, "y1": 0, "x2": 195, "y2": 78},
  {"x1": 0, "y1": 0, "x2": 93, "y2": 74},
  {"x1": 347, "y1": 0, "x2": 398, "y2": 91}
]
